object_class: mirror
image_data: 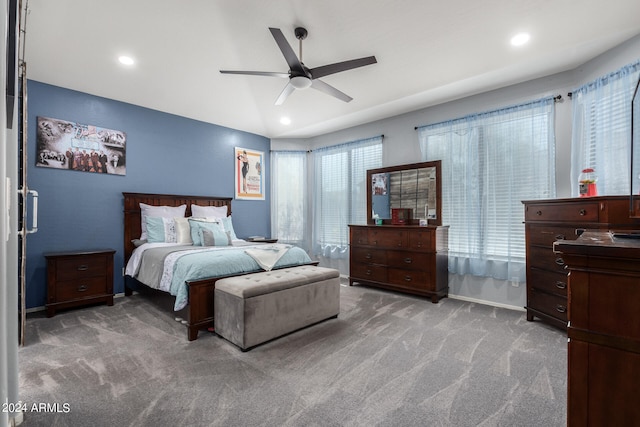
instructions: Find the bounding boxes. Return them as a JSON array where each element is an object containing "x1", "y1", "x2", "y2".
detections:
[
  {"x1": 367, "y1": 160, "x2": 442, "y2": 226},
  {"x1": 631, "y1": 73, "x2": 640, "y2": 217}
]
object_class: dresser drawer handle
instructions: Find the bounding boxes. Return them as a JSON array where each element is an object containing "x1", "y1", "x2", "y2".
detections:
[
  {"x1": 404, "y1": 276, "x2": 412, "y2": 282},
  {"x1": 365, "y1": 253, "x2": 372, "y2": 260},
  {"x1": 77, "y1": 284, "x2": 88, "y2": 292},
  {"x1": 555, "y1": 257, "x2": 565, "y2": 266},
  {"x1": 555, "y1": 281, "x2": 567, "y2": 290},
  {"x1": 555, "y1": 234, "x2": 566, "y2": 240},
  {"x1": 404, "y1": 257, "x2": 413, "y2": 264},
  {"x1": 372, "y1": 240, "x2": 378, "y2": 246},
  {"x1": 556, "y1": 304, "x2": 566, "y2": 313},
  {"x1": 579, "y1": 209, "x2": 586, "y2": 216},
  {"x1": 77, "y1": 265, "x2": 89, "y2": 271},
  {"x1": 536, "y1": 210, "x2": 542, "y2": 216},
  {"x1": 365, "y1": 270, "x2": 372, "y2": 276}
]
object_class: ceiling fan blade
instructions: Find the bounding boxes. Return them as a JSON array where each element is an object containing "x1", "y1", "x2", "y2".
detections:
[
  {"x1": 310, "y1": 79, "x2": 353, "y2": 103},
  {"x1": 269, "y1": 27, "x2": 305, "y2": 74},
  {"x1": 309, "y1": 56, "x2": 377, "y2": 79},
  {"x1": 275, "y1": 82, "x2": 296, "y2": 105},
  {"x1": 219, "y1": 70, "x2": 289, "y2": 78}
]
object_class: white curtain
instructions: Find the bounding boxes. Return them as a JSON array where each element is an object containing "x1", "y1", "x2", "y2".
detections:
[
  {"x1": 310, "y1": 136, "x2": 383, "y2": 274},
  {"x1": 270, "y1": 151, "x2": 309, "y2": 250},
  {"x1": 570, "y1": 60, "x2": 640, "y2": 196},
  {"x1": 418, "y1": 98, "x2": 556, "y2": 282}
]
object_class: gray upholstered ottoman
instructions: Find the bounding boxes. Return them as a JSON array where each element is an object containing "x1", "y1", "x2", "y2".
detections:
[{"x1": 214, "y1": 265, "x2": 340, "y2": 351}]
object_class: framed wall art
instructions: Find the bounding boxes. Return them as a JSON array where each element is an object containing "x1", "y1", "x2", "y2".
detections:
[
  {"x1": 235, "y1": 147, "x2": 264, "y2": 200},
  {"x1": 35, "y1": 116, "x2": 126, "y2": 175}
]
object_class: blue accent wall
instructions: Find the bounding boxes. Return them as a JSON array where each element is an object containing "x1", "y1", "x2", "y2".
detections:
[{"x1": 25, "y1": 81, "x2": 271, "y2": 309}]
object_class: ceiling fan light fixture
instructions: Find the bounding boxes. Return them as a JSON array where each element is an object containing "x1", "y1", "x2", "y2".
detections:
[{"x1": 290, "y1": 76, "x2": 312, "y2": 90}]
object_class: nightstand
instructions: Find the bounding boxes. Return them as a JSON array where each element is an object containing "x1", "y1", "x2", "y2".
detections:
[
  {"x1": 44, "y1": 249, "x2": 116, "y2": 317},
  {"x1": 247, "y1": 237, "x2": 278, "y2": 243}
]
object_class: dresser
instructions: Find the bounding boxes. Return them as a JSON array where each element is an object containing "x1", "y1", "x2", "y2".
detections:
[
  {"x1": 349, "y1": 225, "x2": 448, "y2": 302},
  {"x1": 522, "y1": 196, "x2": 639, "y2": 329},
  {"x1": 554, "y1": 231, "x2": 640, "y2": 426},
  {"x1": 45, "y1": 249, "x2": 115, "y2": 317}
]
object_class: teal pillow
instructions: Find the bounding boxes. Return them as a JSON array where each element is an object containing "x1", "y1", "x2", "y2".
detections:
[
  {"x1": 146, "y1": 217, "x2": 177, "y2": 243},
  {"x1": 219, "y1": 216, "x2": 238, "y2": 240},
  {"x1": 188, "y1": 219, "x2": 228, "y2": 246}
]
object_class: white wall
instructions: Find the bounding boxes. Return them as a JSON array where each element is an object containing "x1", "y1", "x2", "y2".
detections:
[{"x1": 271, "y1": 34, "x2": 640, "y2": 310}]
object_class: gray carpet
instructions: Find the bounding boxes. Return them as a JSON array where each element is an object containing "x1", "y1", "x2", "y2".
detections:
[{"x1": 19, "y1": 283, "x2": 567, "y2": 426}]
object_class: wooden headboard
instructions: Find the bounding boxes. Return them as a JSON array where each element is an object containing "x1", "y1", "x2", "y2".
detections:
[{"x1": 123, "y1": 192, "x2": 232, "y2": 263}]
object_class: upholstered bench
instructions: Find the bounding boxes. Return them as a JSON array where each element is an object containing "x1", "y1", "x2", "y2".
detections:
[{"x1": 214, "y1": 265, "x2": 340, "y2": 351}]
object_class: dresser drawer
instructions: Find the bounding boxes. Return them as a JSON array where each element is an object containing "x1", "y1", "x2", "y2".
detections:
[
  {"x1": 408, "y1": 230, "x2": 433, "y2": 251},
  {"x1": 350, "y1": 263, "x2": 387, "y2": 283},
  {"x1": 528, "y1": 267, "x2": 568, "y2": 297},
  {"x1": 350, "y1": 227, "x2": 369, "y2": 245},
  {"x1": 56, "y1": 255, "x2": 108, "y2": 281},
  {"x1": 369, "y1": 229, "x2": 407, "y2": 249},
  {"x1": 525, "y1": 201, "x2": 599, "y2": 223},
  {"x1": 527, "y1": 225, "x2": 581, "y2": 247},
  {"x1": 528, "y1": 245, "x2": 567, "y2": 273},
  {"x1": 351, "y1": 247, "x2": 387, "y2": 264},
  {"x1": 388, "y1": 268, "x2": 429, "y2": 290},
  {"x1": 528, "y1": 289, "x2": 568, "y2": 322},
  {"x1": 55, "y1": 276, "x2": 108, "y2": 301},
  {"x1": 387, "y1": 251, "x2": 430, "y2": 270}
]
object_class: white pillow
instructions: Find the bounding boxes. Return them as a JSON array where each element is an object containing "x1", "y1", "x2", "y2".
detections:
[
  {"x1": 191, "y1": 204, "x2": 228, "y2": 218},
  {"x1": 139, "y1": 203, "x2": 186, "y2": 240},
  {"x1": 174, "y1": 217, "x2": 193, "y2": 245}
]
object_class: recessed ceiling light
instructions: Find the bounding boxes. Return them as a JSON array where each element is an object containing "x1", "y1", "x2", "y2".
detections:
[
  {"x1": 510, "y1": 33, "x2": 530, "y2": 47},
  {"x1": 118, "y1": 55, "x2": 135, "y2": 66},
  {"x1": 280, "y1": 117, "x2": 291, "y2": 125}
]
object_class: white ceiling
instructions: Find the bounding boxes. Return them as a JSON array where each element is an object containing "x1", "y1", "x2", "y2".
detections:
[{"x1": 23, "y1": 0, "x2": 640, "y2": 139}]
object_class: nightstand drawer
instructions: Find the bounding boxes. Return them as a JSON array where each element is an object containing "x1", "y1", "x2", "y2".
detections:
[
  {"x1": 45, "y1": 249, "x2": 115, "y2": 317},
  {"x1": 56, "y1": 256, "x2": 107, "y2": 281},
  {"x1": 55, "y1": 276, "x2": 107, "y2": 301}
]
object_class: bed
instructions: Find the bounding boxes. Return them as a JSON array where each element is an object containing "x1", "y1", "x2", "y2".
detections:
[{"x1": 123, "y1": 192, "x2": 315, "y2": 341}]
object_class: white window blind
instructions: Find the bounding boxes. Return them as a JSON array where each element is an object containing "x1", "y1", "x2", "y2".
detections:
[
  {"x1": 312, "y1": 136, "x2": 382, "y2": 253},
  {"x1": 418, "y1": 98, "x2": 556, "y2": 282},
  {"x1": 570, "y1": 61, "x2": 640, "y2": 196}
]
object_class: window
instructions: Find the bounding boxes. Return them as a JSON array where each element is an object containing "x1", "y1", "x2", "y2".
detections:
[
  {"x1": 418, "y1": 98, "x2": 555, "y2": 282},
  {"x1": 571, "y1": 61, "x2": 640, "y2": 196},
  {"x1": 270, "y1": 151, "x2": 307, "y2": 246},
  {"x1": 312, "y1": 137, "x2": 382, "y2": 258}
]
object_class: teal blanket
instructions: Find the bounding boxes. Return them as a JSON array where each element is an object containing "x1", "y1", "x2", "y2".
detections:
[{"x1": 166, "y1": 246, "x2": 312, "y2": 310}]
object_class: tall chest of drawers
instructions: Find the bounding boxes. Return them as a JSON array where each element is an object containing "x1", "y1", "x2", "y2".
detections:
[
  {"x1": 349, "y1": 225, "x2": 448, "y2": 303},
  {"x1": 522, "y1": 196, "x2": 639, "y2": 329}
]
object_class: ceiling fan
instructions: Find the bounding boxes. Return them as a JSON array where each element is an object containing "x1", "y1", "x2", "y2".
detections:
[{"x1": 220, "y1": 27, "x2": 377, "y2": 105}]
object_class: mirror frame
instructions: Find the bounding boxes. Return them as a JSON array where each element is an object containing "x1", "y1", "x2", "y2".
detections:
[
  {"x1": 366, "y1": 160, "x2": 442, "y2": 226},
  {"x1": 631, "y1": 73, "x2": 640, "y2": 218}
]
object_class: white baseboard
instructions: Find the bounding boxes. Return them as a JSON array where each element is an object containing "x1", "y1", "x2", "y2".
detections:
[{"x1": 448, "y1": 293, "x2": 526, "y2": 312}]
